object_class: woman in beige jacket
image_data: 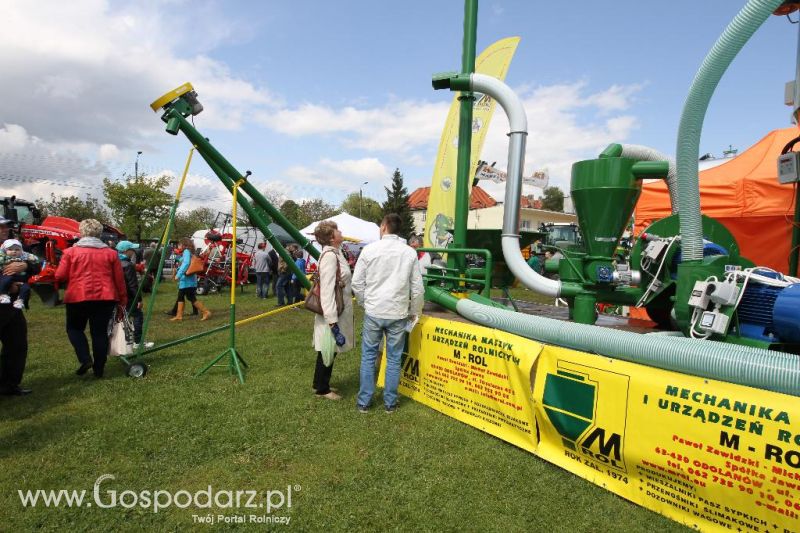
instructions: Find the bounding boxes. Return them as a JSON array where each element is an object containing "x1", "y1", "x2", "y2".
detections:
[{"x1": 312, "y1": 221, "x2": 354, "y2": 400}]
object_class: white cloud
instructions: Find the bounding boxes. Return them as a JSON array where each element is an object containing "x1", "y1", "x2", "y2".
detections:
[
  {"x1": 0, "y1": 0, "x2": 278, "y2": 151},
  {"x1": 260, "y1": 100, "x2": 449, "y2": 155},
  {"x1": 98, "y1": 144, "x2": 120, "y2": 161},
  {"x1": 281, "y1": 157, "x2": 390, "y2": 202}
]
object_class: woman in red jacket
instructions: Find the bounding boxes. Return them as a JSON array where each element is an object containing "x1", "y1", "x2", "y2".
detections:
[{"x1": 55, "y1": 219, "x2": 127, "y2": 378}]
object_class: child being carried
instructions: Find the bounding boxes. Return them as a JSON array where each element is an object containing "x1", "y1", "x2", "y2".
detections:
[{"x1": 0, "y1": 239, "x2": 39, "y2": 310}]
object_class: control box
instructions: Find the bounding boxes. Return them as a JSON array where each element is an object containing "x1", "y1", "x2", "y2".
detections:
[{"x1": 778, "y1": 151, "x2": 800, "y2": 184}]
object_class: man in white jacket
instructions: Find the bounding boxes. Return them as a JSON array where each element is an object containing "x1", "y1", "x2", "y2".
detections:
[{"x1": 352, "y1": 214, "x2": 424, "y2": 413}]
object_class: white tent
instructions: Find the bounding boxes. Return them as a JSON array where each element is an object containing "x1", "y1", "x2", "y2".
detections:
[{"x1": 299, "y1": 212, "x2": 380, "y2": 244}]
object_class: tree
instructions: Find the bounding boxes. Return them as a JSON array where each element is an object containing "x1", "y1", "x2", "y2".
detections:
[
  {"x1": 248, "y1": 186, "x2": 286, "y2": 227},
  {"x1": 279, "y1": 199, "x2": 303, "y2": 229},
  {"x1": 382, "y1": 168, "x2": 415, "y2": 239},
  {"x1": 278, "y1": 198, "x2": 338, "y2": 231},
  {"x1": 103, "y1": 174, "x2": 173, "y2": 241},
  {"x1": 36, "y1": 193, "x2": 110, "y2": 223},
  {"x1": 540, "y1": 186, "x2": 565, "y2": 212},
  {"x1": 340, "y1": 192, "x2": 383, "y2": 224},
  {"x1": 171, "y1": 207, "x2": 217, "y2": 238},
  {"x1": 300, "y1": 199, "x2": 338, "y2": 226}
]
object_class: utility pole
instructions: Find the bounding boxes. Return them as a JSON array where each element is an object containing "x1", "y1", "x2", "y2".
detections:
[
  {"x1": 359, "y1": 181, "x2": 368, "y2": 218},
  {"x1": 135, "y1": 150, "x2": 143, "y2": 178}
]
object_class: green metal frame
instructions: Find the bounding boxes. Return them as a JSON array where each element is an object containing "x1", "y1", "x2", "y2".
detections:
[{"x1": 419, "y1": 247, "x2": 492, "y2": 297}]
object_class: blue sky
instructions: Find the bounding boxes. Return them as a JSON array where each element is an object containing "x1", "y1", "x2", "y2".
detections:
[{"x1": 0, "y1": 0, "x2": 796, "y2": 214}]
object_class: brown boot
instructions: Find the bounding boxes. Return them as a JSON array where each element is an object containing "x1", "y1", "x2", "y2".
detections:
[
  {"x1": 194, "y1": 301, "x2": 211, "y2": 321},
  {"x1": 170, "y1": 302, "x2": 185, "y2": 321}
]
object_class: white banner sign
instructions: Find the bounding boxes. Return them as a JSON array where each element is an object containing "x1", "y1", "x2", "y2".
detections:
[{"x1": 475, "y1": 162, "x2": 549, "y2": 188}]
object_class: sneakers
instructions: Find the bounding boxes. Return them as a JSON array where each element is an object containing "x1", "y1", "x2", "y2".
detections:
[
  {"x1": 0, "y1": 294, "x2": 10, "y2": 304},
  {"x1": 133, "y1": 342, "x2": 155, "y2": 350},
  {"x1": 357, "y1": 405, "x2": 369, "y2": 414},
  {"x1": 385, "y1": 405, "x2": 397, "y2": 414},
  {"x1": 12, "y1": 299, "x2": 24, "y2": 310}
]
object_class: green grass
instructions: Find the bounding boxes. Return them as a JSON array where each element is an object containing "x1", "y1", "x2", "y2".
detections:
[{"x1": 0, "y1": 283, "x2": 688, "y2": 532}]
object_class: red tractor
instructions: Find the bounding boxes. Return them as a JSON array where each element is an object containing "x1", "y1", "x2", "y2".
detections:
[{"x1": 0, "y1": 196, "x2": 126, "y2": 305}]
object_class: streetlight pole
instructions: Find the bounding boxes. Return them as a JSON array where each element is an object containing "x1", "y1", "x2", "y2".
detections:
[
  {"x1": 135, "y1": 150, "x2": 143, "y2": 178},
  {"x1": 359, "y1": 181, "x2": 368, "y2": 219}
]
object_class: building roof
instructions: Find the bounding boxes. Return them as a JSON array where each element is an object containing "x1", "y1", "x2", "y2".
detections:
[
  {"x1": 520, "y1": 195, "x2": 543, "y2": 209},
  {"x1": 408, "y1": 186, "x2": 497, "y2": 210},
  {"x1": 408, "y1": 186, "x2": 547, "y2": 210}
]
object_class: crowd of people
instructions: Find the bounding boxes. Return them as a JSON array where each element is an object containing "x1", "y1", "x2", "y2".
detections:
[{"x1": 0, "y1": 213, "x2": 427, "y2": 414}]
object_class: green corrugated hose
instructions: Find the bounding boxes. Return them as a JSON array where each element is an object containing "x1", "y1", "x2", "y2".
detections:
[
  {"x1": 425, "y1": 287, "x2": 800, "y2": 396},
  {"x1": 676, "y1": 0, "x2": 783, "y2": 261}
]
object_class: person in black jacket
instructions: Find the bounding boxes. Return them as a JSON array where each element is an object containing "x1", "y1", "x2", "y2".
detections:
[
  {"x1": 268, "y1": 247, "x2": 278, "y2": 297},
  {"x1": 116, "y1": 241, "x2": 146, "y2": 346},
  {"x1": 0, "y1": 217, "x2": 31, "y2": 395}
]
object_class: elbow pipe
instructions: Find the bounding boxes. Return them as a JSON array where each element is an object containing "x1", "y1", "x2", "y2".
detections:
[
  {"x1": 620, "y1": 144, "x2": 678, "y2": 214},
  {"x1": 469, "y1": 73, "x2": 561, "y2": 297},
  {"x1": 676, "y1": 0, "x2": 783, "y2": 261}
]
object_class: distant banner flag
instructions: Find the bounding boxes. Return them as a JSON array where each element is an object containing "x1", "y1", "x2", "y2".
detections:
[
  {"x1": 526, "y1": 168, "x2": 548, "y2": 188},
  {"x1": 425, "y1": 37, "x2": 520, "y2": 248},
  {"x1": 474, "y1": 161, "x2": 549, "y2": 188}
]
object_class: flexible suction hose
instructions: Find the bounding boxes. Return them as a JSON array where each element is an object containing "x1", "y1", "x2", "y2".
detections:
[
  {"x1": 620, "y1": 145, "x2": 678, "y2": 213},
  {"x1": 426, "y1": 287, "x2": 800, "y2": 396},
  {"x1": 676, "y1": 0, "x2": 783, "y2": 261}
]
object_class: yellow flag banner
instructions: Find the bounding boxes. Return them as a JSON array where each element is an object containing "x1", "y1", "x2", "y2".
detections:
[
  {"x1": 389, "y1": 315, "x2": 542, "y2": 453},
  {"x1": 424, "y1": 36, "x2": 520, "y2": 248},
  {"x1": 532, "y1": 344, "x2": 800, "y2": 532}
]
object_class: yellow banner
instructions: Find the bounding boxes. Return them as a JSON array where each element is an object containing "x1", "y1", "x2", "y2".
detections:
[
  {"x1": 391, "y1": 315, "x2": 541, "y2": 453},
  {"x1": 424, "y1": 36, "x2": 520, "y2": 248},
  {"x1": 532, "y1": 345, "x2": 800, "y2": 532}
]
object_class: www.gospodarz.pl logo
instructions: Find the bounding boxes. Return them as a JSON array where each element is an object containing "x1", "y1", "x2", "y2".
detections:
[
  {"x1": 17, "y1": 474, "x2": 298, "y2": 518},
  {"x1": 542, "y1": 363, "x2": 630, "y2": 472}
]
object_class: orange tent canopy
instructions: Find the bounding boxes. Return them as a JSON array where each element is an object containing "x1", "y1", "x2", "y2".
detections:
[{"x1": 634, "y1": 127, "x2": 799, "y2": 273}]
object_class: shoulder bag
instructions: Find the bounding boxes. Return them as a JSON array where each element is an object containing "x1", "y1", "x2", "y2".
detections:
[
  {"x1": 304, "y1": 250, "x2": 344, "y2": 316},
  {"x1": 185, "y1": 255, "x2": 206, "y2": 276}
]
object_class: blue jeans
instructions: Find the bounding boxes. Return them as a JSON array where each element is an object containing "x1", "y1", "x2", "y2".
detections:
[
  {"x1": 357, "y1": 314, "x2": 407, "y2": 409},
  {"x1": 275, "y1": 274, "x2": 291, "y2": 305},
  {"x1": 255, "y1": 272, "x2": 270, "y2": 298}
]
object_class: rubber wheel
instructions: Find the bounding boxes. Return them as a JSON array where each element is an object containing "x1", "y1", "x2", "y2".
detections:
[
  {"x1": 126, "y1": 362, "x2": 148, "y2": 378},
  {"x1": 196, "y1": 286, "x2": 206, "y2": 295}
]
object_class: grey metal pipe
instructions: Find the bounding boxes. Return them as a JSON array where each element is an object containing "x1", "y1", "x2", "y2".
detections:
[
  {"x1": 620, "y1": 144, "x2": 678, "y2": 213},
  {"x1": 470, "y1": 73, "x2": 561, "y2": 297}
]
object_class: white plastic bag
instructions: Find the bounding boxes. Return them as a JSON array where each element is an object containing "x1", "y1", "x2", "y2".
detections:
[{"x1": 109, "y1": 318, "x2": 133, "y2": 357}]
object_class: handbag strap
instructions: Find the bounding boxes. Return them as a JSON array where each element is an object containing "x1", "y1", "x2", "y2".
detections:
[{"x1": 319, "y1": 249, "x2": 342, "y2": 286}]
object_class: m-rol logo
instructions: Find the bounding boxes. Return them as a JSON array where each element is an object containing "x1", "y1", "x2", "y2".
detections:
[{"x1": 542, "y1": 367, "x2": 629, "y2": 472}]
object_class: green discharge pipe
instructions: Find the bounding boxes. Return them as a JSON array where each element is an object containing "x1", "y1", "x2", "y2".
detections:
[
  {"x1": 165, "y1": 109, "x2": 319, "y2": 262},
  {"x1": 426, "y1": 287, "x2": 800, "y2": 396},
  {"x1": 675, "y1": 0, "x2": 783, "y2": 261}
]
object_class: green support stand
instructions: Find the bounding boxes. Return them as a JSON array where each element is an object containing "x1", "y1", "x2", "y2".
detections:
[
  {"x1": 195, "y1": 303, "x2": 248, "y2": 384},
  {"x1": 196, "y1": 179, "x2": 248, "y2": 384}
]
